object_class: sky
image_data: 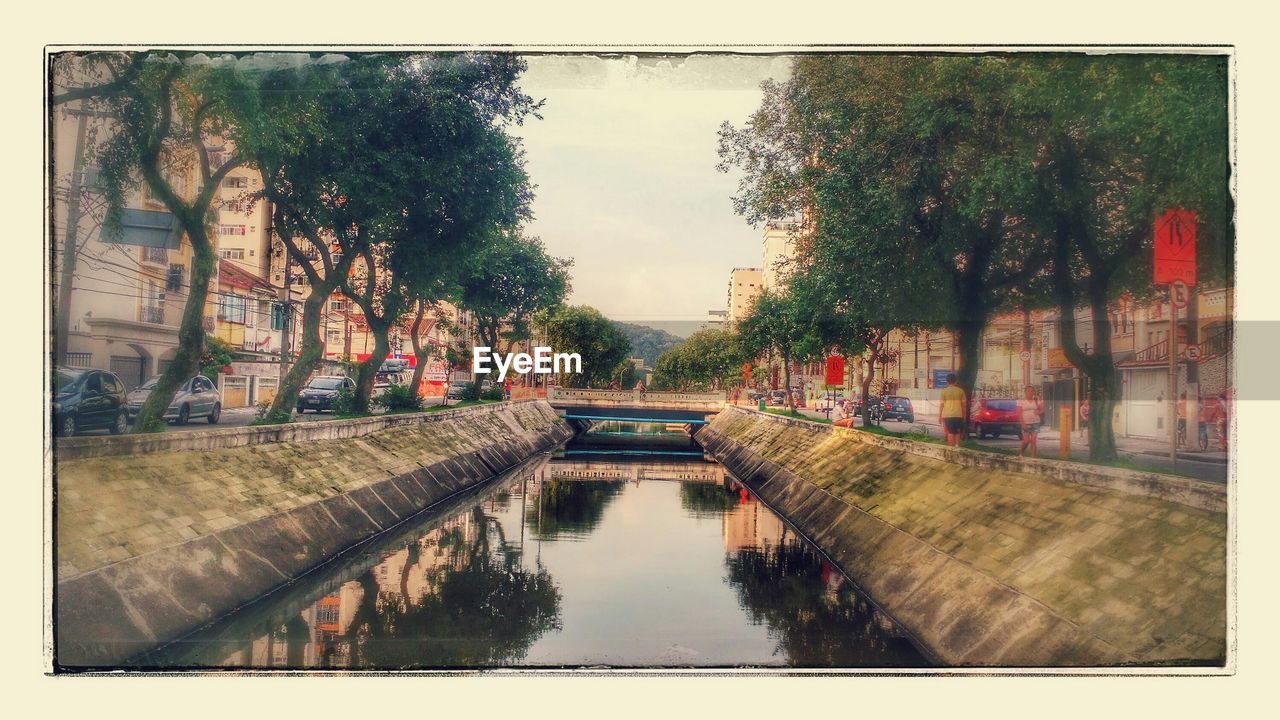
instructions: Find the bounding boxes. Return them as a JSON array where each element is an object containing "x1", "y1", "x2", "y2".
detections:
[{"x1": 512, "y1": 54, "x2": 792, "y2": 335}]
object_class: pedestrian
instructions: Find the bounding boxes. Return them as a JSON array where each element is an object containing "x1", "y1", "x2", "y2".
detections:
[
  {"x1": 1078, "y1": 398, "x2": 1090, "y2": 440},
  {"x1": 939, "y1": 372, "x2": 966, "y2": 447},
  {"x1": 1018, "y1": 385, "x2": 1043, "y2": 458},
  {"x1": 1176, "y1": 391, "x2": 1188, "y2": 446}
]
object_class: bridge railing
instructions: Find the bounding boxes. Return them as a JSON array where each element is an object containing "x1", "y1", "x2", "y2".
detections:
[{"x1": 546, "y1": 386, "x2": 724, "y2": 405}]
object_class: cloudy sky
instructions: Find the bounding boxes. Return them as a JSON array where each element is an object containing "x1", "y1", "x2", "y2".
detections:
[{"x1": 513, "y1": 54, "x2": 792, "y2": 334}]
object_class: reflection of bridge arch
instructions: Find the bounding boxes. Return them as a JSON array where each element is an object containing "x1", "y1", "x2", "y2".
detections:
[{"x1": 542, "y1": 458, "x2": 726, "y2": 485}]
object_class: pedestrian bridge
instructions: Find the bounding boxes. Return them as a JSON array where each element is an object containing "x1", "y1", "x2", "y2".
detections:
[{"x1": 546, "y1": 387, "x2": 725, "y2": 426}]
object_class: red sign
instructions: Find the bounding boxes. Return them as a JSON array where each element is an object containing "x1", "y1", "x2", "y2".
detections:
[
  {"x1": 741, "y1": 363, "x2": 752, "y2": 381},
  {"x1": 1154, "y1": 209, "x2": 1197, "y2": 285},
  {"x1": 824, "y1": 355, "x2": 845, "y2": 386}
]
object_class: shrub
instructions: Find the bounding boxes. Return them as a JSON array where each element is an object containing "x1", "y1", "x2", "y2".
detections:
[
  {"x1": 481, "y1": 386, "x2": 505, "y2": 401},
  {"x1": 331, "y1": 383, "x2": 358, "y2": 416},
  {"x1": 374, "y1": 383, "x2": 424, "y2": 412},
  {"x1": 459, "y1": 381, "x2": 483, "y2": 402}
]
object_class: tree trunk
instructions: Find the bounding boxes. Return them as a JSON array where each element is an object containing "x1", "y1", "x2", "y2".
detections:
[
  {"x1": 954, "y1": 319, "x2": 984, "y2": 436},
  {"x1": 780, "y1": 350, "x2": 795, "y2": 412},
  {"x1": 860, "y1": 353, "x2": 875, "y2": 425},
  {"x1": 1083, "y1": 277, "x2": 1120, "y2": 461},
  {"x1": 353, "y1": 325, "x2": 390, "y2": 413},
  {"x1": 408, "y1": 303, "x2": 431, "y2": 399},
  {"x1": 130, "y1": 224, "x2": 213, "y2": 432},
  {"x1": 264, "y1": 282, "x2": 329, "y2": 422}
]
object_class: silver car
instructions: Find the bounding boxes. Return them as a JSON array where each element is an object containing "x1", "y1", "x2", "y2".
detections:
[{"x1": 125, "y1": 375, "x2": 223, "y2": 425}]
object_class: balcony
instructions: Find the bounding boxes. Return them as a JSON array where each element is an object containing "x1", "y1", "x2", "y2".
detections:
[
  {"x1": 139, "y1": 305, "x2": 165, "y2": 325},
  {"x1": 140, "y1": 246, "x2": 168, "y2": 266}
]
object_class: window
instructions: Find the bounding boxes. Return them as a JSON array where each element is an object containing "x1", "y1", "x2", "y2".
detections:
[
  {"x1": 101, "y1": 375, "x2": 123, "y2": 394},
  {"x1": 167, "y1": 264, "x2": 184, "y2": 291},
  {"x1": 330, "y1": 299, "x2": 346, "y2": 312},
  {"x1": 220, "y1": 248, "x2": 245, "y2": 260},
  {"x1": 217, "y1": 294, "x2": 247, "y2": 324},
  {"x1": 219, "y1": 224, "x2": 247, "y2": 236},
  {"x1": 222, "y1": 176, "x2": 248, "y2": 189},
  {"x1": 327, "y1": 329, "x2": 342, "y2": 344},
  {"x1": 271, "y1": 303, "x2": 286, "y2": 331}
]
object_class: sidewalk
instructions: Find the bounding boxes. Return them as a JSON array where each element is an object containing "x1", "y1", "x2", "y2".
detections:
[{"x1": 751, "y1": 401, "x2": 1228, "y2": 483}]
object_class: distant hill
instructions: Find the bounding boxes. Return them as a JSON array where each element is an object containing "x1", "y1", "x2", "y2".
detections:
[{"x1": 610, "y1": 320, "x2": 685, "y2": 367}]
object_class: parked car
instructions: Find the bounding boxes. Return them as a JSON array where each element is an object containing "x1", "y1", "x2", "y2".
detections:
[
  {"x1": 882, "y1": 395, "x2": 915, "y2": 423},
  {"x1": 296, "y1": 376, "x2": 355, "y2": 413},
  {"x1": 54, "y1": 367, "x2": 128, "y2": 436},
  {"x1": 446, "y1": 380, "x2": 472, "y2": 400},
  {"x1": 969, "y1": 398, "x2": 1022, "y2": 439},
  {"x1": 125, "y1": 374, "x2": 222, "y2": 425},
  {"x1": 768, "y1": 390, "x2": 788, "y2": 406},
  {"x1": 747, "y1": 389, "x2": 766, "y2": 402},
  {"x1": 815, "y1": 391, "x2": 846, "y2": 412}
]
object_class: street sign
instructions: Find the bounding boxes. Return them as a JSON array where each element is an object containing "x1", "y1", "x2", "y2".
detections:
[
  {"x1": 741, "y1": 362, "x2": 752, "y2": 381},
  {"x1": 824, "y1": 356, "x2": 845, "y2": 386},
  {"x1": 1019, "y1": 350, "x2": 1031, "y2": 363},
  {"x1": 1186, "y1": 345, "x2": 1202, "y2": 362},
  {"x1": 1154, "y1": 208, "x2": 1197, "y2": 285},
  {"x1": 1171, "y1": 279, "x2": 1190, "y2": 309},
  {"x1": 933, "y1": 369, "x2": 951, "y2": 388}
]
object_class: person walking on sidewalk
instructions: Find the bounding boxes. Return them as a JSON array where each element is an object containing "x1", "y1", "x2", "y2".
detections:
[
  {"x1": 939, "y1": 372, "x2": 966, "y2": 447},
  {"x1": 1018, "y1": 385, "x2": 1044, "y2": 458},
  {"x1": 1176, "y1": 392, "x2": 1188, "y2": 446},
  {"x1": 1078, "y1": 399, "x2": 1090, "y2": 440}
]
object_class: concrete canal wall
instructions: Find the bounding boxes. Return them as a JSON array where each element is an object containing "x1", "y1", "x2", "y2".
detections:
[
  {"x1": 54, "y1": 400, "x2": 572, "y2": 667},
  {"x1": 697, "y1": 406, "x2": 1228, "y2": 667}
]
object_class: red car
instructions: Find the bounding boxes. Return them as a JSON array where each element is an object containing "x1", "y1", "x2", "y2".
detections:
[{"x1": 969, "y1": 398, "x2": 1022, "y2": 439}]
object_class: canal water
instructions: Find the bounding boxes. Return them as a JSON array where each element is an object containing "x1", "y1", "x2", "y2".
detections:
[{"x1": 144, "y1": 431, "x2": 929, "y2": 669}]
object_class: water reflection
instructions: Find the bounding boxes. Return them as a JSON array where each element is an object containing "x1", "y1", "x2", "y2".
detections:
[
  {"x1": 163, "y1": 456, "x2": 928, "y2": 669},
  {"x1": 216, "y1": 502, "x2": 561, "y2": 669}
]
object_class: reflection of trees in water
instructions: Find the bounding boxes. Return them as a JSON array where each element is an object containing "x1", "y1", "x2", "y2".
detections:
[
  {"x1": 679, "y1": 480, "x2": 738, "y2": 518},
  {"x1": 338, "y1": 506, "x2": 563, "y2": 668},
  {"x1": 725, "y1": 540, "x2": 930, "y2": 667},
  {"x1": 526, "y1": 479, "x2": 624, "y2": 539}
]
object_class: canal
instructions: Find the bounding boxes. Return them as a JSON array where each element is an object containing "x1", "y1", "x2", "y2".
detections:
[{"x1": 142, "y1": 425, "x2": 930, "y2": 670}]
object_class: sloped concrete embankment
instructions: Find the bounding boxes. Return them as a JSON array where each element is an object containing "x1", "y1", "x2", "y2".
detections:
[
  {"x1": 54, "y1": 400, "x2": 572, "y2": 667},
  {"x1": 696, "y1": 407, "x2": 1227, "y2": 667}
]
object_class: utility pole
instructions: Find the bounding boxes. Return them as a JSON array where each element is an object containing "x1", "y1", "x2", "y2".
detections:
[
  {"x1": 278, "y1": 238, "x2": 292, "y2": 381},
  {"x1": 55, "y1": 103, "x2": 91, "y2": 367}
]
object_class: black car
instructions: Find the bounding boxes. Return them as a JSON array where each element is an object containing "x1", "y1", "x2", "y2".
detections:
[
  {"x1": 882, "y1": 395, "x2": 915, "y2": 423},
  {"x1": 296, "y1": 376, "x2": 356, "y2": 413},
  {"x1": 54, "y1": 367, "x2": 129, "y2": 436}
]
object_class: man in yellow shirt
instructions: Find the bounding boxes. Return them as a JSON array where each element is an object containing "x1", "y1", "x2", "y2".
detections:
[{"x1": 939, "y1": 372, "x2": 966, "y2": 447}]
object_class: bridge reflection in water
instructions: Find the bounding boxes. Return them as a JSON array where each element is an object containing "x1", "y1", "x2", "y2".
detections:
[{"x1": 143, "y1": 445, "x2": 928, "y2": 669}]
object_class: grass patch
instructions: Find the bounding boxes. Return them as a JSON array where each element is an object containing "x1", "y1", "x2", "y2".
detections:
[
  {"x1": 423, "y1": 399, "x2": 504, "y2": 413},
  {"x1": 763, "y1": 408, "x2": 832, "y2": 424}
]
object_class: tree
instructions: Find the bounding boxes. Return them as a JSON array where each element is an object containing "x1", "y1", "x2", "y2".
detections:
[
  {"x1": 1029, "y1": 56, "x2": 1230, "y2": 460},
  {"x1": 543, "y1": 305, "x2": 631, "y2": 388},
  {"x1": 720, "y1": 56, "x2": 1049, "y2": 423},
  {"x1": 239, "y1": 53, "x2": 539, "y2": 417},
  {"x1": 459, "y1": 231, "x2": 572, "y2": 355},
  {"x1": 737, "y1": 289, "x2": 813, "y2": 412},
  {"x1": 651, "y1": 327, "x2": 746, "y2": 391},
  {"x1": 56, "y1": 52, "x2": 256, "y2": 432}
]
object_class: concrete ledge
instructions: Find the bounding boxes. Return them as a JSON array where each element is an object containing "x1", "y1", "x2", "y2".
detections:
[
  {"x1": 54, "y1": 399, "x2": 542, "y2": 461},
  {"x1": 55, "y1": 400, "x2": 572, "y2": 667},
  {"x1": 737, "y1": 406, "x2": 1224, "y2": 513},
  {"x1": 697, "y1": 407, "x2": 1227, "y2": 667}
]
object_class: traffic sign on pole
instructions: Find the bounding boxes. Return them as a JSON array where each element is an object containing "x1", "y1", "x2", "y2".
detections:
[
  {"x1": 1186, "y1": 345, "x2": 1202, "y2": 362},
  {"x1": 1171, "y1": 279, "x2": 1190, "y2": 309},
  {"x1": 1154, "y1": 208, "x2": 1197, "y2": 285},
  {"x1": 1019, "y1": 350, "x2": 1031, "y2": 363}
]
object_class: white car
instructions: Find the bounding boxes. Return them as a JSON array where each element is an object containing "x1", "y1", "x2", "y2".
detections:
[{"x1": 125, "y1": 375, "x2": 222, "y2": 425}]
